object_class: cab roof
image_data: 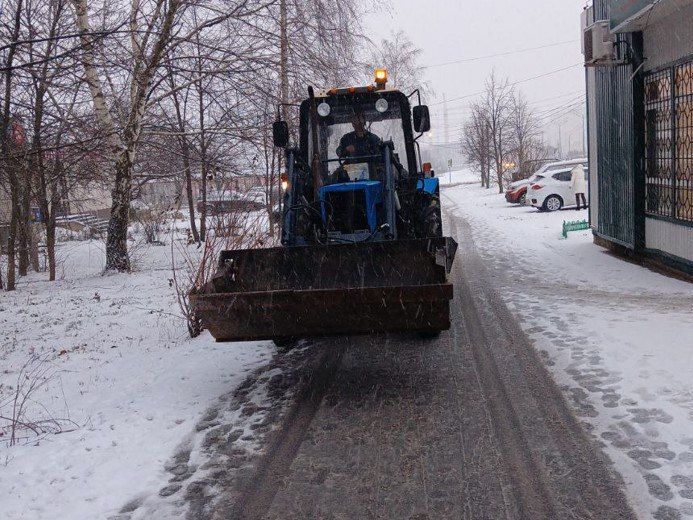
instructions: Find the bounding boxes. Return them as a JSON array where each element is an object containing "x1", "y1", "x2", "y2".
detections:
[{"x1": 314, "y1": 85, "x2": 403, "y2": 98}]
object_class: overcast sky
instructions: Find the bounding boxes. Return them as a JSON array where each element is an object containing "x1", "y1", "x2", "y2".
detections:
[{"x1": 365, "y1": 0, "x2": 591, "y2": 156}]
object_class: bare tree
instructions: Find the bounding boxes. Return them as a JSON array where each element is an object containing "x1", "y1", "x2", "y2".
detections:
[
  {"x1": 462, "y1": 101, "x2": 492, "y2": 189},
  {"x1": 481, "y1": 71, "x2": 514, "y2": 194},
  {"x1": 2, "y1": 0, "x2": 375, "y2": 289},
  {"x1": 24, "y1": 0, "x2": 84, "y2": 282},
  {"x1": 164, "y1": 63, "x2": 199, "y2": 242},
  {"x1": 1, "y1": 0, "x2": 25, "y2": 291},
  {"x1": 70, "y1": 0, "x2": 189, "y2": 271},
  {"x1": 2, "y1": 0, "x2": 107, "y2": 287},
  {"x1": 368, "y1": 30, "x2": 428, "y2": 95},
  {"x1": 508, "y1": 92, "x2": 544, "y2": 181}
]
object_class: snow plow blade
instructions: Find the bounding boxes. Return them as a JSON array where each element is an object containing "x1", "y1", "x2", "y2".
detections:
[{"x1": 190, "y1": 238, "x2": 457, "y2": 342}]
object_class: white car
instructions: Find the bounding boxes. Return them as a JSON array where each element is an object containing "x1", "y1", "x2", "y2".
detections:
[
  {"x1": 536, "y1": 158, "x2": 587, "y2": 175},
  {"x1": 506, "y1": 159, "x2": 588, "y2": 205},
  {"x1": 245, "y1": 186, "x2": 268, "y2": 206},
  {"x1": 527, "y1": 166, "x2": 589, "y2": 212}
]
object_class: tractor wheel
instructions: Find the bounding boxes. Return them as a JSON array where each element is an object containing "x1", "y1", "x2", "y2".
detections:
[
  {"x1": 273, "y1": 337, "x2": 299, "y2": 350},
  {"x1": 418, "y1": 330, "x2": 441, "y2": 340},
  {"x1": 421, "y1": 196, "x2": 443, "y2": 238}
]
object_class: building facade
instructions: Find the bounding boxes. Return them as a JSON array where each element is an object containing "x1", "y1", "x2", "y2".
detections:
[{"x1": 585, "y1": 0, "x2": 693, "y2": 274}]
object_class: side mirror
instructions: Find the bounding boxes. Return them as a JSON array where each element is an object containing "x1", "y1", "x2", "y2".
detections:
[
  {"x1": 273, "y1": 121, "x2": 289, "y2": 148},
  {"x1": 413, "y1": 105, "x2": 431, "y2": 133}
]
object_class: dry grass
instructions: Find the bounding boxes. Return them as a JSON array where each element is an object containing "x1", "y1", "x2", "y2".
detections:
[{"x1": 171, "y1": 207, "x2": 275, "y2": 337}]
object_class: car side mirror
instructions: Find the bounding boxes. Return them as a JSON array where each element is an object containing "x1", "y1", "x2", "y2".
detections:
[
  {"x1": 413, "y1": 105, "x2": 431, "y2": 133},
  {"x1": 273, "y1": 121, "x2": 289, "y2": 148}
]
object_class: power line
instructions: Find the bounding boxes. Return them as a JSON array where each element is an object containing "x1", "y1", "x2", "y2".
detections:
[
  {"x1": 528, "y1": 90, "x2": 586, "y2": 107},
  {"x1": 535, "y1": 94, "x2": 586, "y2": 116},
  {"x1": 435, "y1": 90, "x2": 585, "y2": 118},
  {"x1": 432, "y1": 63, "x2": 583, "y2": 106},
  {"x1": 535, "y1": 99, "x2": 586, "y2": 122},
  {"x1": 446, "y1": 94, "x2": 586, "y2": 135},
  {"x1": 426, "y1": 40, "x2": 579, "y2": 69}
]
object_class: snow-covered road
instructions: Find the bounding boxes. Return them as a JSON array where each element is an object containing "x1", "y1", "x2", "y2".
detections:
[{"x1": 443, "y1": 170, "x2": 693, "y2": 520}]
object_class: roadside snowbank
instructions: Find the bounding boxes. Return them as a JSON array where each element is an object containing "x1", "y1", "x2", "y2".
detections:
[
  {"x1": 443, "y1": 169, "x2": 693, "y2": 519},
  {"x1": 0, "y1": 235, "x2": 273, "y2": 520}
]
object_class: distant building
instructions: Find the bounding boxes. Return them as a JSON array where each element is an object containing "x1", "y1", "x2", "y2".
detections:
[
  {"x1": 134, "y1": 172, "x2": 272, "y2": 211},
  {"x1": 584, "y1": 0, "x2": 693, "y2": 275},
  {"x1": 65, "y1": 184, "x2": 112, "y2": 219}
]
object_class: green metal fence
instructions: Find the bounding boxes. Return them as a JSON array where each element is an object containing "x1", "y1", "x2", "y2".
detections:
[{"x1": 562, "y1": 220, "x2": 590, "y2": 239}]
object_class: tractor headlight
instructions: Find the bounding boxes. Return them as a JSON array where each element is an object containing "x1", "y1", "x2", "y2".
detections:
[
  {"x1": 375, "y1": 98, "x2": 389, "y2": 114},
  {"x1": 317, "y1": 102, "x2": 331, "y2": 117}
]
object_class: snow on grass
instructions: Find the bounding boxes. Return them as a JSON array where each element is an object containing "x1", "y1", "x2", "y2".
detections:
[
  {"x1": 443, "y1": 175, "x2": 693, "y2": 519},
  {"x1": 0, "y1": 229, "x2": 274, "y2": 520},
  {"x1": 438, "y1": 166, "x2": 480, "y2": 187}
]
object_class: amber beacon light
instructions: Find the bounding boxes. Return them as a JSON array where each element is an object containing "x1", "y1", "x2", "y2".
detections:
[{"x1": 374, "y1": 68, "x2": 388, "y2": 89}]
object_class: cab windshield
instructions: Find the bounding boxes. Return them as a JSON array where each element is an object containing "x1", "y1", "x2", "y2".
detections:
[{"x1": 309, "y1": 100, "x2": 407, "y2": 184}]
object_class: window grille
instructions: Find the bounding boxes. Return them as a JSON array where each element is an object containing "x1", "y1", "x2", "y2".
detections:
[{"x1": 644, "y1": 59, "x2": 693, "y2": 223}]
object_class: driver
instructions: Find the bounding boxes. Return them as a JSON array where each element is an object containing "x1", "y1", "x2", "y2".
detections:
[{"x1": 336, "y1": 109, "x2": 382, "y2": 164}]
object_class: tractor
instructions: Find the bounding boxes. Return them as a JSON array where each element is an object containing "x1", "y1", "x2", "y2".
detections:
[{"x1": 190, "y1": 70, "x2": 457, "y2": 345}]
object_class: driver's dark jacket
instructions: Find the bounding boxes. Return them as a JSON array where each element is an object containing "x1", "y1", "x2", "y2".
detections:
[{"x1": 336, "y1": 131, "x2": 381, "y2": 163}]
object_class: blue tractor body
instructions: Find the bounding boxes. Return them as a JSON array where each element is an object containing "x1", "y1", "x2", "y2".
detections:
[
  {"x1": 418, "y1": 177, "x2": 439, "y2": 195},
  {"x1": 320, "y1": 181, "x2": 383, "y2": 236}
]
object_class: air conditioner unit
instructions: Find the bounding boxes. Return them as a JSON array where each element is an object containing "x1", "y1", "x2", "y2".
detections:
[{"x1": 583, "y1": 20, "x2": 617, "y2": 66}]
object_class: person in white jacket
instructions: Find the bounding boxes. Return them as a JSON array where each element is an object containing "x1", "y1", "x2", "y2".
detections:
[{"x1": 570, "y1": 164, "x2": 587, "y2": 210}]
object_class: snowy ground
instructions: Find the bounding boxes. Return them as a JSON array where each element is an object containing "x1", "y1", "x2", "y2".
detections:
[
  {"x1": 443, "y1": 169, "x2": 693, "y2": 520},
  {"x1": 0, "y1": 225, "x2": 276, "y2": 519},
  {"x1": 4, "y1": 179, "x2": 693, "y2": 519}
]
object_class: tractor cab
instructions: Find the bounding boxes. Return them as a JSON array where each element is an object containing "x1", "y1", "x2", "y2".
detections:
[
  {"x1": 306, "y1": 91, "x2": 415, "y2": 241},
  {"x1": 275, "y1": 71, "x2": 434, "y2": 246}
]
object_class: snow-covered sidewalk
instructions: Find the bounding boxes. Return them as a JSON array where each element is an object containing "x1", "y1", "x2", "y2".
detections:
[
  {"x1": 443, "y1": 170, "x2": 693, "y2": 520},
  {"x1": 0, "y1": 236, "x2": 274, "y2": 519}
]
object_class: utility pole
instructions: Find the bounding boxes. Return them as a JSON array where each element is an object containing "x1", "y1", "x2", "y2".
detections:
[
  {"x1": 443, "y1": 94, "x2": 450, "y2": 146},
  {"x1": 443, "y1": 94, "x2": 450, "y2": 176},
  {"x1": 279, "y1": 0, "x2": 288, "y2": 122},
  {"x1": 582, "y1": 112, "x2": 587, "y2": 157},
  {"x1": 558, "y1": 123, "x2": 563, "y2": 159},
  {"x1": 568, "y1": 134, "x2": 572, "y2": 158},
  {"x1": 277, "y1": 0, "x2": 288, "y2": 224}
]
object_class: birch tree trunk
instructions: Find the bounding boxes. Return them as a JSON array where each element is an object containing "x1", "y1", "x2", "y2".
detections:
[{"x1": 71, "y1": 0, "x2": 181, "y2": 271}]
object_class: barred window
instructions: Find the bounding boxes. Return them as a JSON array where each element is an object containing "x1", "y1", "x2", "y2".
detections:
[{"x1": 645, "y1": 60, "x2": 693, "y2": 223}]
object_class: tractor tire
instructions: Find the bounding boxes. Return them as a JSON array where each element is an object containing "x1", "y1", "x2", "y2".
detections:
[
  {"x1": 273, "y1": 337, "x2": 300, "y2": 350},
  {"x1": 418, "y1": 330, "x2": 441, "y2": 340},
  {"x1": 422, "y1": 196, "x2": 443, "y2": 238}
]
